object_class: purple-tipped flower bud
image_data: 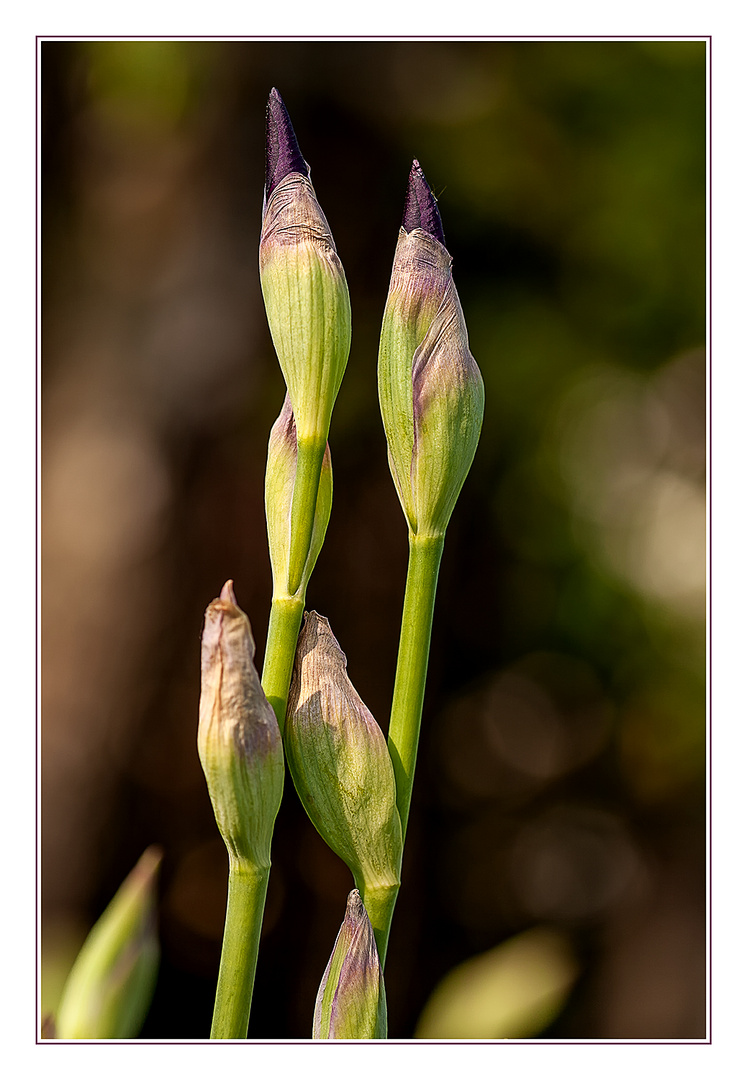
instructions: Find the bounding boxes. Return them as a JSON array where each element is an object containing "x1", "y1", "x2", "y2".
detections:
[
  {"x1": 265, "y1": 394, "x2": 333, "y2": 599},
  {"x1": 285, "y1": 613, "x2": 402, "y2": 894},
  {"x1": 198, "y1": 581, "x2": 284, "y2": 867},
  {"x1": 259, "y1": 89, "x2": 351, "y2": 447},
  {"x1": 402, "y1": 159, "x2": 445, "y2": 244},
  {"x1": 55, "y1": 847, "x2": 162, "y2": 1039},
  {"x1": 378, "y1": 161, "x2": 484, "y2": 537},
  {"x1": 313, "y1": 889, "x2": 387, "y2": 1040},
  {"x1": 264, "y1": 87, "x2": 310, "y2": 205}
]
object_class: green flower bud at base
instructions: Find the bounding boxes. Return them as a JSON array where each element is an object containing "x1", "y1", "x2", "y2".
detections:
[
  {"x1": 265, "y1": 393, "x2": 333, "y2": 600},
  {"x1": 285, "y1": 612, "x2": 402, "y2": 895},
  {"x1": 260, "y1": 89, "x2": 351, "y2": 447},
  {"x1": 55, "y1": 846, "x2": 162, "y2": 1040},
  {"x1": 198, "y1": 581, "x2": 284, "y2": 868},
  {"x1": 313, "y1": 889, "x2": 387, "y2": 1040},
  {"x1": 378, "y1": 160, "x2": 484, "y2": 537}
]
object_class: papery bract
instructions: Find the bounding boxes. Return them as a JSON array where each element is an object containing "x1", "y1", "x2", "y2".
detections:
[{"x1": 198, "y1": 581, "x2": 284, "y2": 867}]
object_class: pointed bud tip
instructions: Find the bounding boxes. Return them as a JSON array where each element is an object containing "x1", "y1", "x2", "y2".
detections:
[
  {"x1": 219, "y1": 580, "x2": 237, "y2": 605},
  {"x1": 265, "y1": 88, "x2": 310, "y2": 200},
  {"x1": 298, "y1": 610, "x2": 347, "y2": 671},
  {"x1": 402, "y1": 160, "x2": 445, "y2": 245},
  {"x1": 137, "y1": 844, "x2": 164, "y2": 874},
  {"x1": 127, "y1": 845, "x2": 163, "y2": 898},
  {"x1": 346, "y1": 888, "x2": 364, "y2": 915}
]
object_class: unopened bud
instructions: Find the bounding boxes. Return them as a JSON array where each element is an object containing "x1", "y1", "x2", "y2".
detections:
[
  {"x1": 378, "y1": 160, "x2": 484, "y2": 537},
  {"x1": 260, "y1": 88, "x2": 351, "y2": 446},
  {"x1": 55, "y1": 846, "x2": 162, "y2": 1040},
  {"x1": 313, "y1": 889, "x2": 387, "y2": 1040},
  {"x1": 285, "y1": 612, "x2": 402, "y2": 893},
  {"x1": 265, "y1": 393, "x2": 333, "y2": 599},
  {"x1": 198, "y1": 581, "x2": 284, "y2": 866}
]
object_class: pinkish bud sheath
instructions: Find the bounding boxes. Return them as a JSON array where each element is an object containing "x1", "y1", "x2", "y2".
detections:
[
  {"x1": 313, "y1": 889, "x2": 387, "y2": 1040},
  {"x1": 198, "y1": 581, "x2": 284, "y2": 867}
]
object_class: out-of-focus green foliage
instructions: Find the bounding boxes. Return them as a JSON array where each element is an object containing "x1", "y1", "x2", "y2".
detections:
[
  {"x1": 415, "y1": 927, "x2": 578, "y2": 1039},
  {"x1": 55, "y1": 848, "x2": 162, "y2": 1040}
]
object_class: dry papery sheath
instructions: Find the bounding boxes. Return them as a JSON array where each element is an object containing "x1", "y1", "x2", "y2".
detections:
[{"x1": 198, "y1": 581, "x2": 284, "y2": 867}]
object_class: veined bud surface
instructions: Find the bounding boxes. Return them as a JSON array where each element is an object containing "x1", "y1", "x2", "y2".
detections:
[
  {"x1": 259, "y1": 88, "x2": 351, "y2": 445},
  {"x1": 285, "y1": 612, "x2": 402, "y2": 893},
  {"x1": 378, "y1": 160, "x2": 484, "y2": 537},
  {"x1": 198, "y1": 581, "x2": 284, "y2": 867},
  {"x1": 265, "y1": 393, "x2": 333, "y2": 599},
  {"x1": 313, "y1": 889, "x2": 387, "y2": 1040},
  {"x1": 55, "y1": 846, "x2": 162, "y2": 1040}
]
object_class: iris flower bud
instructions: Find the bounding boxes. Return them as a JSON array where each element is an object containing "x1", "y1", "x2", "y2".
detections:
[
  {"x1": 198, "y1": 581, "x2": 284, "y2": 867},
  {"x1": 285, "y1": 612, "x2": 402, "y2": 896},
  {"x1": 313, "y1": 889, "x2": 387, "y2": 1040},
  {"x1": 378, "y1": 160, "x2": 484, "y2": 537},
  {"x1": 259, "y1": 88, "x2": 351, "y2": 447},
  {"x1": 55, "y1": 846, "x2": 162, "y2": 1040},
  {"x1": 265, "y1": 393, "x2": 333, "y2": 599}
]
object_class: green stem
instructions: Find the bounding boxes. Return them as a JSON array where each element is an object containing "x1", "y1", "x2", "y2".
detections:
[
  {"x1": 210, "y1": 859, "x2": 270, "y2": 1039},
  {"x1": 287, "y1": 435, "x2": 326, "y2": 596},
  {"x1": 261, "y1": 594, "x2": 305, "y2": 735},
  {"x1": 359, "y1": 882, "x2": 400, "y2": 967},
  {"x1": 369, "y1": 532, "x2": 443, "y2": 971},
  {"x1": 387, "y1": 532, "x2": 445, "y2": 841}
]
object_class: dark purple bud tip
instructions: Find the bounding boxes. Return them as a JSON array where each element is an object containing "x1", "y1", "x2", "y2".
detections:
[
  {"x1": 265, "y1": 88, "x2": 310, "y2": 199},
  {"x1": 402, "y1": 160, "x2": 445, "y2": 245}
]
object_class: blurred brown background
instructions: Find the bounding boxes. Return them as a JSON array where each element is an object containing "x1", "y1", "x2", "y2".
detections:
[{"x1": 41, "y1": 39, "x2": 706, "y2": 1039}]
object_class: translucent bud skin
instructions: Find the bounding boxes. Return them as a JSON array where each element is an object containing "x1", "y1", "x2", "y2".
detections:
[
  {"x1": 285, "y1": 613, "x2": 402, "y2": 893},
  {"x1": 378, "y1": 161, "x2": 484, "y2": 537},
  {"x1": 259, "y1": 91, "x2": 351, "y2": 445},
  {"x1": 313, "y1": 889, "x2": 387, "y2": 1040},
  {"x1": 198, "y1": 581, "x2": 284, "y2": 867},
  {"x1": 265, "y1": 393, "x2": 333, "y2": 599},
  {"x1": 55, "y1": 846, "x2": 162, "y2": 1040}
]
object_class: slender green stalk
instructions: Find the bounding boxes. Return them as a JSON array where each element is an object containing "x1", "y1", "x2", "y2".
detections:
[
  {"x1": 366, "y1": 532, "x2": 442, "y2": 969},
  {"x1": 287, "y1": 435, "x2": 326, "y2": 596},
  {"x1": 359, "y1": 881, "x2": 400, "y2": 967},
  {"x1": 387, "y1": 532, "x2": 445, "y2": 840},
  {"x1": 261, "y1": 594, "x2": 305, "y2": 734},
  {"x1": 210, "y1": 859, "x2": 271, "y2": 1039}
]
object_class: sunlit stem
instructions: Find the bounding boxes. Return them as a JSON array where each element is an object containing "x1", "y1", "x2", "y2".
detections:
[
  {"x1": 387, "y1": 532, "x2": 445, "y2": 838},
  {"x1": 359, "y1": 881, "x2": 400, "y2": 968},
  {"x1": 287, "y1": 435, "x2": 326, "y2": 597},
  {"x1": 210, "y1": 859, "x2": 270, "y2": 1039},
  {"x1": 261, "y1": 594, "x2": 305, "y2": 735},
  {"x1": 376, "y1": 532, "x2": 444, "y2": 964}
]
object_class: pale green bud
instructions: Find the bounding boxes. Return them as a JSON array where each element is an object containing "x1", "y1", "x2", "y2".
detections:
[
  {"x1": 378, "y1": 161, "x2": 484, "y2": 537},
  {"x1": 313, "y1": 889, "x2": 387, "y2": 1040},
  {"x1": 265, "y1": 393, "x2": 333, "y2": 599},
  {"x1": 285, "y1": 612, "x2": 402, "y2": 893},
  {"x1": 198, "y1": 581, "x2": 284, "y2": 867},
  {"x1": 260, "y1": 90, "x2": 351, "y2": 445},
  {"x1": 55, "y1": 846, "x2": 162, "y2": 1040}
]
